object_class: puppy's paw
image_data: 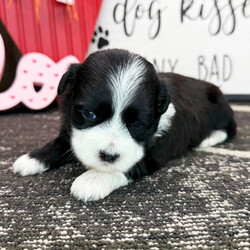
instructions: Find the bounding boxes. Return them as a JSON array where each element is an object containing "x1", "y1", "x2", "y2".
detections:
[
  {"x1": 70, "y1": 170, "x2": 129, "y2": 202},
  {"x1": 13, "y1": 154, "x2": 47, "y2": 176},
  {"x1": 198, "y1": 130, "x2": 228, "y2": 148}
]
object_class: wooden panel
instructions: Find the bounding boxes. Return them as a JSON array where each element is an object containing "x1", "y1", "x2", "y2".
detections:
[{"x1": 0, "y1": 0, "x2": 103, "y2": 62}]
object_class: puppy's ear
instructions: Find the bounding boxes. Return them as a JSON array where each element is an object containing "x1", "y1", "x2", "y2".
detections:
[
  {"x1": 157, "y1": 82, "x2": 170, "y2": 115},
  {"x1": 57, "y1": 63, "x2": 80, "y2": 95}
]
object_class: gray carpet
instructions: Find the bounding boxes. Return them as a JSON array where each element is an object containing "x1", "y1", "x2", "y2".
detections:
[{"x1": 0, "y1": 105, "x2": 249, "y2": 249}]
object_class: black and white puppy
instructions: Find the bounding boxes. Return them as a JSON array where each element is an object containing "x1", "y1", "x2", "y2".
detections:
[{"x1": 13, "y1": 49, "x2": 236, "y2": 202}]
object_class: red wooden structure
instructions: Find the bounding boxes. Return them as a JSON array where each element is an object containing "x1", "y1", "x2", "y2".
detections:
[{"x1": 0, "y1": 0, "x2": 103, "y2": 62}]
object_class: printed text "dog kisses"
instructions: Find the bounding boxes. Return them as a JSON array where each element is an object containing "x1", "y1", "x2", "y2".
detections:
[{"x1": 113, "y1": 0, "x2": 250, "y2": 38}]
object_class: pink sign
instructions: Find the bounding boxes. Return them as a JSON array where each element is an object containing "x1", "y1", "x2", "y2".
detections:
[{"x1": 0, "y1": 48, "x2": 79, "y2": 110}]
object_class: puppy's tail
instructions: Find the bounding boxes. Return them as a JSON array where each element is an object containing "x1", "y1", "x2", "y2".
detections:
[
  {"x1": 206, "y1": 84, "x2": 237, "y2": 140},
  {"x1": 226, "y1": 116, "x2": 237, "y2": 139}
]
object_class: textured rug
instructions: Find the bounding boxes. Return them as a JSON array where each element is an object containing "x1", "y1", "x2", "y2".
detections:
[{"x1": 0, "y1": 104, "x2": 249, "y2": 249}]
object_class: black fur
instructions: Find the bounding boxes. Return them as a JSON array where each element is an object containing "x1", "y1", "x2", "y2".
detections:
[
  {"x1": 129, "y1": 73, "x2": 236, "y2": 179},
  {"x1": 27, "y1": 49, "x2": 236, "y2": 181}
]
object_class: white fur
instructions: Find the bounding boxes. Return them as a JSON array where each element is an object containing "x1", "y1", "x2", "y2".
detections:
[
  {"x1": 70, "y1": 169, "x2": 129, "y2": 202},
  {"x1": 71, "y1": 57, "x2": 146, "y2": 174},
  {"x1": 155, "y1": 103, "x2": 176, "y2": 137},
  {"x1": 13, "y1": 154, "x2": 47, "y2": 176},
  {"x1": 109, "y1": 55, "x2": 146, "y2": 111},
  {"x1": 198, "y1": 130, "x2": 228, "y2": 148},
  {"x1": 71, "y1": 123, "x2": 144, "y2": 173}
]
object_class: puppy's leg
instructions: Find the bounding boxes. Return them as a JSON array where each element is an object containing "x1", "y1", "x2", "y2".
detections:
[
  {"x1": 71, "y1": 170, "x2": 129, "y2": 202},
  {"x1": 198, "y1": 130, "x2": 228, "y2": 148},
  {"x1": 13, "y1": 132, "x2": 72, "y2": 176}
]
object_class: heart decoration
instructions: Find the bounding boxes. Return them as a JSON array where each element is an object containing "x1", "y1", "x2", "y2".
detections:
[{"x1": 0, "y1": 50, "x2": 79, "y2": 110}]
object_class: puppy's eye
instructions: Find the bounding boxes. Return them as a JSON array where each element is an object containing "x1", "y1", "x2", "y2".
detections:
[
  {"x1": 82, "y1": 109, "x2": 96, "y2": 120},
  {"x1": 130, "y1": 121, "x2": 143, "y2": 128}
]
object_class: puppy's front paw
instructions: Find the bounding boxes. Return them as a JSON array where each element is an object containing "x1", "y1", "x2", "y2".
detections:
[
  {"x1": 13, "y1": 154, "x2": 47, "y2": 176},
  {"x1": 70, "y1": 170, "x2": 129, "y2": 202}
]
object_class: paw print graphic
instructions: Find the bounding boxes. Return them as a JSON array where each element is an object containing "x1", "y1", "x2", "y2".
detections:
[{"x1": 92, "y1": 26, "x2": 109, "y2": 50}]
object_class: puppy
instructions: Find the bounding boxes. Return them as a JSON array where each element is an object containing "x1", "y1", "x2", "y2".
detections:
[{"x1": 13, "y1": 49, "x2": 236, "y2": 202}]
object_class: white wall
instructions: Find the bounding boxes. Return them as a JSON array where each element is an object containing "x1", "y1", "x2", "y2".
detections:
[{"x1": 88, "y1": 0, "x2": 250, "y2": 96}]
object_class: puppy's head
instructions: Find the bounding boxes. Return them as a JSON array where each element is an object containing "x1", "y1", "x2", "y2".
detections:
[{"x1": 58, "y1": 49, "x2": 170, "y2": 173}]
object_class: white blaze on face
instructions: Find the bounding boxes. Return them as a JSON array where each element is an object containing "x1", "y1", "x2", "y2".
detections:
[
  {"x1": 110, "y1": 55, "x2": 147, "y2": 112},
  {"x1": 71, "y1": 56, "x2": 146, "y2": 173}
]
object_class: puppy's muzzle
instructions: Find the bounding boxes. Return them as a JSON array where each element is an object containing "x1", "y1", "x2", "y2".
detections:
[{"x1": 99, "y1": 150, "x2": 120, "y2": 163}]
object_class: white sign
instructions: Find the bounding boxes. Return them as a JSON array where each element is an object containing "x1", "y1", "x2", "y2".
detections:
[{"x1": 88, "y1": 0, "x2": 250, "y2": 96}]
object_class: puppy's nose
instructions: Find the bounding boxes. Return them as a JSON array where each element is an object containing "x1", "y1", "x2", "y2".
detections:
[{"x1": 99, "y1": 150, "x2": 120, "y2": 163}]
